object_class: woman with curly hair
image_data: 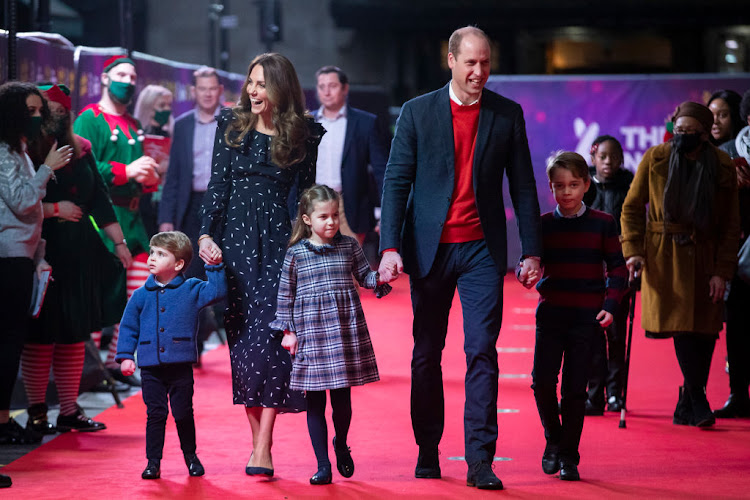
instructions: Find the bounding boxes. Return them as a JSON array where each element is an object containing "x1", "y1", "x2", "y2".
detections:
[{"x1": 198, "y1": 53, "x2": 324, "y2": 476}]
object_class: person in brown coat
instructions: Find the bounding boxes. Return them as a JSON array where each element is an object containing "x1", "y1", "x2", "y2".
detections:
[{"x1": 620, "y1": 101, "x2": 740, "y2": 428}]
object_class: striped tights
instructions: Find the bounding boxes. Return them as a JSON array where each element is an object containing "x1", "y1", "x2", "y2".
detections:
[{"x1": 21, "y1": 343, "x2": 85, "y2": 416}]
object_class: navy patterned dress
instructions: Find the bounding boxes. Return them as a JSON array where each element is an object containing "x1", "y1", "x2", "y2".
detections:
[
  {"x1": 200, "y1": 108, "x2": 323, "y2": 410},
  {"x1": 270, "y1": 235, "x2": 390, "y2": 391}
]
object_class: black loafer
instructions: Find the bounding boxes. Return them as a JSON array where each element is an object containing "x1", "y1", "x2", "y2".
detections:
[
  {"x1": 333, "y1": 437, "x2": 354, "y2": 478},
  {"x1": 0, "y1": 474, "x2": 11, "y2": 488},
  {"x1": 56, "y1": 406, "x2": 106, "y2": 433},
  {"x1": 714, "y1": 394, "x2": 750, "y2": 418},
  {"x1": 559, "y1": 460, "x2": 580, "y2": 481},
  {"x1": 466, "y1": 461, "x2": 503, "y2": 490},
  {"x1": 142, "y1": 459, "x2": 161, "y2": 480},
  {"x1": 310, "y1": 466, "x2": 332, "y2": 485},
  {"x1": 0, "y1": 418, "x2": 42, "y2": 445},
  {"x1": 184, "y1": 453, "x2": 205, "y2": 477},
  {"x1": 415, "y1": 447, "x2": 441, "y2": 479},
  {"x1": 542, "y1": 450, "x2": 560, "y2": 475}
]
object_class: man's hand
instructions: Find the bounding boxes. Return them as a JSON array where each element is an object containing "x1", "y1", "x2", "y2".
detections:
[
  {"x1": 281, "y1": 331, "x2": 298, "y2": 356},
  {"x1": 518, "y1": 256, "x2": 541, "y2": 289},
  {"x1": 159, "y1": 223, "x2": 174, "y2": 232},
  {"x1": 709, "y1": 275, "x2": 726, "y2": 303},
  {"x1": 378, "y1": 251, "x2": 403, "y2": 283},
  {"x1": 126, "y1": 156, "x2": 160, "y2": 185},
  {"x1": 626, "y1": 256, "x2": 645, "y2": 282},
  {"x1": 596, "y1": 310, "x2": 614, "y2": 327},
  {"x1": 121, "y1": 359, "x2": 136, "y2": 377},
  {"x1": 198, "y1": 236, "x2": 222, "y2": 265}
]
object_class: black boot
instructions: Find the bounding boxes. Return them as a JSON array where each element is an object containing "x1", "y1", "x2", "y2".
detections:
[
  {"x1": 26, "y1": 403, "x2": 56, "y2": 435},
  {"x1": 714, "y1": 394, "x2": 750, "y2": 418},
  {"x1": 673, "y1": 386, "x2": 692, "y2": 425},
  {"x1": 142, "y1": 459, "x2": 161, "y2": 479},
  {"x1": 687, "y1": 385, "x2": 715, "y2": 427}
]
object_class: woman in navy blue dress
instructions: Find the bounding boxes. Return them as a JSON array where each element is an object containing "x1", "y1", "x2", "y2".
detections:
[{"x1": 198, "y1": 53, "x2": 323, "y2": 476}]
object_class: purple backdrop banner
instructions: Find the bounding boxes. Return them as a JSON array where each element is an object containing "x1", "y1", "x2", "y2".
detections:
[
  {"x1": 16, "y1": 34, "x2": 75, "y2": 88},
  {"x1": 485, "y1": 73, "x2": 750, "y2": 265}
]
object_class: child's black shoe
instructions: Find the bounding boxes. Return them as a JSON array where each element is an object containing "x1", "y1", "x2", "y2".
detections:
[
  {"x1": 310, "y1": 465, "x2": 332, "y2": 485},
  {"x1": 184, "y1": 453, "x2": 205, "y2": 476},
  {"x1": 333, "y1": 437, "x2": 354, "y2": 478},
  {"x1": 142, "y1": 459, "x2": 161, "y2": 479}
]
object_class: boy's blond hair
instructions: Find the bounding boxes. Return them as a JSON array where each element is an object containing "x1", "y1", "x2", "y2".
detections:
[
  {"x1": 545, "y1": 150, "x2": 590, "y2": 181},
  {"x1": 150, "y1": 231, "x2": 193, "y2": 268}
]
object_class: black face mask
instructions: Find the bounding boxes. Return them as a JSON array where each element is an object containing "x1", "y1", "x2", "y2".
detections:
[
  {"x1": 672, "y1": 132, "x2": 703, "y2": 154},
  {"x1": 49, "y1": 114, "x2": 71, "y2": 142}
]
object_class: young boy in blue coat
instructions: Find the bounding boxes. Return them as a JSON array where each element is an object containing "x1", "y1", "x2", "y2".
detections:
[{"x1": 116, "y1": 231, "x2": 226, "y2": 480}]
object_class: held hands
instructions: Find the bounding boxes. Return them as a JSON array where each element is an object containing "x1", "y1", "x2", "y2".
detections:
[
  {"x1": 44, "y1": 141, "x2": 74, "y2": 170},
  {"x1": 281, "y1": 331, "x2": 298, "y2": 356},
  {"x1": 198, "y1": 236, "x2": 223, "y2": 265},
  {"x1": 126, "y1": 156, "x2": 160, "y2": 186},
  {"x1": 121, "y1": 359, "x2": 136, "y2": 377},
  {"x1": 596, "y1": 310, "x2": 614, "y2": 327},
  {"x1": 518, "y1": 256, "x2": 541, "y2": 289},
  {"x1": 709, "y1": 275, "x2": 726, "y2": 303},
  {"x1": 626, "y1": 256, "x2": 645, "y2": 282},
  {"x1": 378, "y1": 251, "x2": 403, "y2": 283}
]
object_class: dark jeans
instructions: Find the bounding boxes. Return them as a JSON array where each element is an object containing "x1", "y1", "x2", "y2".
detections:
[
  {"x1": 726, "y1": 275, "x2": 750, "y2": 398},
  {"x1": 141, "y1": 363, "x2": 196, "y2": 460},
  {"x1": 532, "y1": 321, "x2": 599, "y2": 464},
  {"x1": 0, "y1": 258, "x2": 34, "y2": 411},
  {"x1": 587, "y1": 290, "x2": 630, "y2": 406},
  {"x1": 409, "y1": 240, "x2": 503, "y2": 465}
]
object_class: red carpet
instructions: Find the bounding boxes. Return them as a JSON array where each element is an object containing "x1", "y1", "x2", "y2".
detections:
[{"x1": 4, "y1": 276, "x2": 750, "y2": 499}]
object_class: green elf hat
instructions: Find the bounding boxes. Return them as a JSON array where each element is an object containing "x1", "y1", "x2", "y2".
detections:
[{"x1": 103, "y1": 55, "x2": 135, "y2": 73}]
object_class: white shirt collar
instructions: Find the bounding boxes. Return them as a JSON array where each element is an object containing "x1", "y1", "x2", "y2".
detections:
[
  {"x1": 317, "y1": 104, "x2": 347, "y2": 121},
  {"x1": 555, "y1": 202, "x2": 587, "y2": 219},
  {"x1": 449, "y1": 81, "x2": 480, "y2": 106}
]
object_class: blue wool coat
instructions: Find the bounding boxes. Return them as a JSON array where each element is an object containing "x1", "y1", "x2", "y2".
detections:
[{"x1": 116, "y1": 264, "x2": 226, "y2": 367}]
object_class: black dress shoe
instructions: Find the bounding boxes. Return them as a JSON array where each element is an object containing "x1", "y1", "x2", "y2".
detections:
[
  {"x1": 26, "y1": 403, "x2": 56, "y2": 435},
  {"x1": 0, "y1": 474, "x2": 11, "y2": 488},
  {"x1": 142, "y1": 459, "x2": 161, "y2": 479},
  {"x1": 0, "y1": 418, "x2": 42, "y2": 445},
  {"x1": 310, "y1": 465, "x2": 332, "y2": 485},
  {"x1": 542, "y1": 449, "x2": 560, "y2": 475},
  {"x1": 714, "y1": 394, "x2": 750, "y2": 418},
  {"x1": 184, "y1": 453, "x2": 205, "y2": 476},
  {"x1": 559, "y1": 460, "x2": 580, "y2": 481},
  {"x1": 415, "y1": 447, "x2": 441, "y2": 479},
  {"x1": 333, "y1": 437, "x2": 354, "y2": 478},
  {"x1": 466, "y1": 461, "x2": 503, "y2": 490},
  {"x1": 56, "y1": 406, "x2": 106, "y2": 433}
]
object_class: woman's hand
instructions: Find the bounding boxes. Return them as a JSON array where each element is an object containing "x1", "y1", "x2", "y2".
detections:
[
  {"x1": 115, "y1": 242, "x2": 133, "y2": 269},
  {"x1": 198, "y1": 236, "x2": 222, "y2": 265},
  {"x1": 44, "y1": 141, "x2": 74, "y2": 170},
  {"x1": 35, "y1": 259, "x2": 52, "y2": 279},
  {"x1": 120, "y1": 360, "x2": 136, "y2": 377},
  {"x1": 596, "y1": 310, "x2": 614, "y2": 327},
  {"x1": 56, "y1": 201, "x2": 83, "y2": 222},
  {"x1": 709, "y1": 275, "x2": 726, "y2": 303},
  {"x1": 126, "y1": 156, "x2": 160, "y2": 185},
  {"x1": 281, "y1": 331, "x2": 298, "y2": 356},
  {"x1": 626, "y1": 256, "x2": 645, "y2": 282}
]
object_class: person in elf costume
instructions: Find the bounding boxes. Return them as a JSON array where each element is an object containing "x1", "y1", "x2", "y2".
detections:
[{"x1": 74, "y1": 55, "x2": 160, "y2": 385}]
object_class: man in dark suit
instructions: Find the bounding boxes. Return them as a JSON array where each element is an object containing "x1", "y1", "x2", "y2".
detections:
[
  {"x1": 311, "y1": 66, "x2": 388, "y2": 243},
  {"x1": 378, "y1": 26, "x2": 542, "y2": 490}
]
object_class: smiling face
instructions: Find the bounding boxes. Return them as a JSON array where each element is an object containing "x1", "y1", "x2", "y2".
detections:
[
  {"x1": 448, "y1": 33, "x2": 491, "y2": 105},
  {"x1": 302, "y1": 199, "x2": 340, "y2": 245},
  {"x1": 148, "y1": 245, "x2": 184, "y2": 283},
  {"x1": 549, "y1": 167, "x2": 590, "y2": 216},
  {"x1": 709, "y1": 98, "x2": 733, "y2": 143},
  {"x1": 592, "y1": 140, "x2": 623, "y2": 181},
  {"x1": 246, "y1": 64, "x2": 273, "y2": 122}
]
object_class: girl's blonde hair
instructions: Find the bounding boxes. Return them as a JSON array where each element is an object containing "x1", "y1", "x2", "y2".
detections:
[
  {"x1": 289, "y1": 185, "x2": 340, "y2": 247},
  {"x1": 133, "y1": 84, "x2": 174, "y2": 134},
  {"x1": 225, "y1": 53, "x2": 310, "y2": 168}
]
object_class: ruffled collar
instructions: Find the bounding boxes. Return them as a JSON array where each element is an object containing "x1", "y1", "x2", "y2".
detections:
[{"x1": 301, "y1": 233, "x2": 342, "y2": 254}]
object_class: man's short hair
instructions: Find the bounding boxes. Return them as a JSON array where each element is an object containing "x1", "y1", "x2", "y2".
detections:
[
  {"x1": 545, "y1": 150, "x2": 590, "y2": 181},
  {"x1": 192, "y1": 66, "x2": 220, "y2": 86},
  {"x1": 315, "y1": 65, "x2": 348, "y2": 86},
  {"x1": 150, "y1": 231, "x2": 193, "y2": 268},
  {"x1": 448, "y1": 26, "x2": 490, "y2": 57}
]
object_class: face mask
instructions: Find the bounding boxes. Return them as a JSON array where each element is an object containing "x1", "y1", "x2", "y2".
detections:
[
  {"x1": 672, "y1": 132, "x2": 703, "y2": 154},
  {"x1": 50, "y1": 114, "x2": 71, "y2": 142},
  {"x1": 153, "y1": 109, "x2": 171, "y2": 127},
  {"x1": 109, "y1": 81, "x2": 136, "y2": 104},
  {"x1": 26, "y1": 115, "x2": 43, "y2": 140}
]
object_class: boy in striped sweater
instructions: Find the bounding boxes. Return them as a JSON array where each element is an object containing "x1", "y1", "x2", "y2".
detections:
[{"x1": 518, "y1": 151, "x2": 628, "y2": 481}]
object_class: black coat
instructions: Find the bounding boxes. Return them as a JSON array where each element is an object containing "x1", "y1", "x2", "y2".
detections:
[{"x1": 583, "y1": 166, "x2": 634, "y2": 234}]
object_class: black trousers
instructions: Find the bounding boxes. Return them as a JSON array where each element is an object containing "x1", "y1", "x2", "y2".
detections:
[
  {"x1": 587, "y1": 290, "x2": 630, "y2": 406},
  {"x1": 532, "y1": 321, "x2": 599, "y2": 464},
  {"x1": 0, "y1": 258, "x2": 34, "y2": 411},
  {"x1": 141, "y1": 363, "x2": 196, "y2": 460},
  {"x1": 726, "y1": 275, "x2": 750, "y2": 398},
  {"x1": 409, "y1": 240, "x2": 503, "y2": 465}
]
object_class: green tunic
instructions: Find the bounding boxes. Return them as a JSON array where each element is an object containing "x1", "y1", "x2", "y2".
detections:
[{"x1": 73, "y1": 103, "x2": 152, "y2": 256}]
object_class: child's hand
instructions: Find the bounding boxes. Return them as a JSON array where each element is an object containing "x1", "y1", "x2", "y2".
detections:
[
  {"x1": 121, "y1": 359, "x2": 136, "y2": 376},
  {"x1": 281, "y1": 331, "x2": 298, "y2": 356},
  {"x1": 596, "y1": 310, "x2": 613, "y2": 327}
]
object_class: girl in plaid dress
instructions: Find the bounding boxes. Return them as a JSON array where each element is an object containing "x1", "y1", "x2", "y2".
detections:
[{"x1": 270, "y1": 184, "x2": 391, "y2": 485}]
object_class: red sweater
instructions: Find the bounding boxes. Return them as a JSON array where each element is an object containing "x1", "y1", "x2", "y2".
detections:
[{"x1": 440, "y1": 99, "x2": 484, "y2": 243}]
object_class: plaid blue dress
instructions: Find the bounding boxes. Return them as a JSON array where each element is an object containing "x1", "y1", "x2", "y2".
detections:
[{"x1": 270, "y1": 234, "x2": 390, "y2": 391}]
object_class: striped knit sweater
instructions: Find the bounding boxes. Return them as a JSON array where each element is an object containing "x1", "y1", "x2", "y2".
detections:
[{"x1": 534, "y1": 207, "x2": 628, "y2": 325}]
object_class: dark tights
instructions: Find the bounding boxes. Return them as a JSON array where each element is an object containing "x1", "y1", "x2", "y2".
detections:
[
  {"x1": 306, "y1": 388, "x2": 352, "y2": 468},
  {"x1": 673, "y1": 333, "x2": 716, "y2": 389}
]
